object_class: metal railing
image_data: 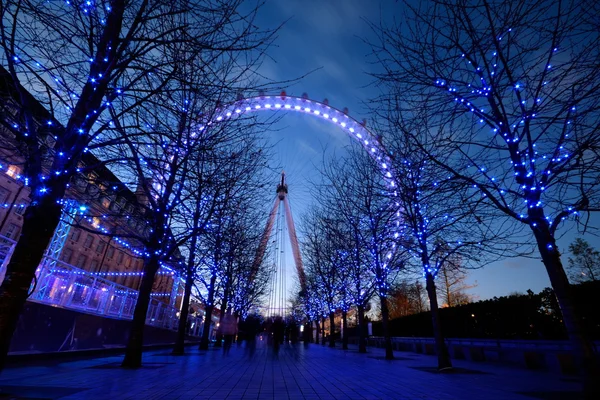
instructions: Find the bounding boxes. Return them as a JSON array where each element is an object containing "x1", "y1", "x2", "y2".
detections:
[
  {"x1": 0, "y1": 246, "x2": 201, "y2": 333},
  {"x1": 0, "y1": 236, "x2": 16, "y2": 282}
]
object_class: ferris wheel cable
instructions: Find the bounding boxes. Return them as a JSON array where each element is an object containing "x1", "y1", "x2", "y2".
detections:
[
  {"x1": 277, "y1": 206, "x2": 284, "y2": 316},
  {"x1": 277, "y1": 203, "x2": 284, "y2": 315},
  {"x1": 283, "y1": 206, "x2": 288, "y2": 313},
  {"x1": 269, "y1": 200, "x2": 284, "y2": 317}
]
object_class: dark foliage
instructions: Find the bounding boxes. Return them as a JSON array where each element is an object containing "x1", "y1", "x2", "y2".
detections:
[{"x1": 372, "y1": 281, "x2": 600, "y2": 340}]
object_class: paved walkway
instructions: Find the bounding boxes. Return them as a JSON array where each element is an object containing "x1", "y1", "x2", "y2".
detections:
[{"x1": 0, "y1": 340, "x2": 582, "y2": 399}]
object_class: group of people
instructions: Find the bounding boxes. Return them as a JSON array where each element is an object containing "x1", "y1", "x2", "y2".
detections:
[{"x1": 218, "y1": 312, "x2": 298, "y2": 354}]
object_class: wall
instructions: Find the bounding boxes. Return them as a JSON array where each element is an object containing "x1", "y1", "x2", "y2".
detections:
[{"x1": 9, "y1": 301, "x2": 199, "y2": 354}]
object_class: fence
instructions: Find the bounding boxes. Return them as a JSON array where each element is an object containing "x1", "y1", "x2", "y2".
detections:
[
  {"x1": 0, "y1": 242, "x2": 200, "y2": 333},
  {"x1": 364, "y1": 336, "x2": 599, "y2": 374}
]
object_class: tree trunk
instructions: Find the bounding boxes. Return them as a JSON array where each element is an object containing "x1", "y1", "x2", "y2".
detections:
[
  {"x1": 122, "y1": 256, "x2": 160, "y2": 368},
  {"x1": 214, "y1": 277, "x2": 233, "y2": 348},
  {"x1": 172, "y1": 267, "x2": 194, "y2": 355},
  {"x1": 328, "y1": 312, "x2": 335, "y2": 348},
  {"x1": 321, "y1": 316, "x2": 326, "y2": 345},
  {"x1": 0, "y1": 201, "x2": 62, "y2": 371},
  {"x1": 357, "y1": 305, "x2": 367, "y2": 353},
  {"x1": 342, "y1": 310, "x2": 348, "y2": 350},
  {"x1": 303, "y1": 318, "x2": 311, "y2": 346},
  {"x1": 425, "y1": 273, "x2": 452, "y2": 371},
  {"x1": 199, "y1": 304, "x2": 214, "y2": 350},
  {"x1": 533, "y1": 228, "x2": 599, "y2": 398},
  {"x1": 0, "y1": 185, "x2": 24, "y2": 232},
  {"x1": 199, "y1": 274, "x2": 217, "y2": 350},
  {"x1": 379, "y1": 295, "x2": 394, "y2": 360},
  {"x1": 214, "y1": 297, "x2": 228, "y2": 348},
  {"x1": 314, "y1": 319, "x2": 319, "y2": 345}
]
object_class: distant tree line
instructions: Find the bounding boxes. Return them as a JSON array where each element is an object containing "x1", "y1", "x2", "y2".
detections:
[{"x1": 371, "y1": 280, "x2": 600, "y2": 340}]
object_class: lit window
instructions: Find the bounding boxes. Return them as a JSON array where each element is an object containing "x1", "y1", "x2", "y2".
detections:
[
  {"x1": 6, "y1": 165, "x2": 21, "y2": 178},
  {"x1": 14, "y1": 204, "x2": 26, "y2": 216},
  {"x1": 92, "y1": 217, "x2": 100, "y2": 228}
]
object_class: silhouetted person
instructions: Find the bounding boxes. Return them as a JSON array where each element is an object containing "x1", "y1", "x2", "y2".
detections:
[
  {"x1": 243, "y1": 314, "x2": 261, "y2": 357},
  {"x1": 288, "y1": 319, "x2": 298, "y2": 344},
  {"x1": 272, "y1": 316, "x2": 285, "y2": 353},
  {"x1": 221, "y1": 310, "x2": 237, "y2": 355}
]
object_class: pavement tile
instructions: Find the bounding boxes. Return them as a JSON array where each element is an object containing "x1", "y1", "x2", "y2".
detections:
[{"x1": 0, "y1": 341, "x2": 584, "y2": 399}]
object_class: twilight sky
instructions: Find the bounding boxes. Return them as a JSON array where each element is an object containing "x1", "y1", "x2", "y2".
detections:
[{"x1": 250, "y1": 0, "x2": 599, "y2": 301}]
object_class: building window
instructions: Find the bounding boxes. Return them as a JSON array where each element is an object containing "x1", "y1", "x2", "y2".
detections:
[
  {"x1": 70, "y1": 229, "x2": 81, "y2": 242},
  {"x1": 90, "y1": 259, "x2": 99, "y2": 271},
  {"x1": 74, "y1": 254, "x2": 87, "y2": 269},
  {"x1": 83, "y1": 234, "x2": 94, "y2": 249},
  {"x1": 4, "y1": 223, "x2": 19, "y2": 239},
  {"x1": 86, "y1": 172, "x2": 98, "y2": 184},
  {"x1": 92, "y1": 217, "x2": 100, "y2": 228},
  {"x1": 74, "y1": 175, "x2": 87, "y2": 192},
  {"x1": 61, "y1": 248, "x2": 73, "y2": 264},
  {"x1": 101, "y1": 197, "x2": 111, "y2": 209},
  {"x1": 107, "y1": 246, "x2": 115, "y2": 259},
  {"x1": 6, "y1": 165, "x2": 21, "y2": 179},
  {"x1": 0, "y1": 186, "x2": 10, "y2": 204},
  {"x1": 111, "y1": 197, "x2": 126, "y2": 212},
  {"x1": 14, "y1": 204, "x2": 26, "y2": 216},
  {"x1": 43, "y1": 134, "x2": 56, "y2": 148},
  {"x1": 117, "y1": 251, "x2": 124, "y2": 264},
  {"x1": 96, "y1": 241, "x2": 106, "y2": 254}
]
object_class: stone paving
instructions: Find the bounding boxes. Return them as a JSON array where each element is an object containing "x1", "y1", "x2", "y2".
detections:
[{"x1": 0, "y1": 339, "x2": 583, "y2": 399}]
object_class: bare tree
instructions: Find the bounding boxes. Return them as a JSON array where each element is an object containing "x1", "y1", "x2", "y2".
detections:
[
  {"x1": 388, "y1": 280, "x2": 428, "y2": 318},
  {"x1": 301, "y1": 208, "x2": 342, "y2": 348},
  {"x1": 194, "y1": 138, "x2": 267, "y2": 351},
  {"x1": 369, "y1": 0, "x2": 600, "y2": 390},
  {"x1": 0, "y1": 0, "x2": 276, "y2": 369},
  {"x1": 315, "y1": 170, "x2": 375, "y2": 353},
  {"x1": 171, "y1": 124, "x2": 247, "y2": 355},
  {"x1": 380, "y1": 128, "x2": 514, "y2": 370},
  {"x1": 438, "y1": 259, "x2": 477, "y2": 308},
  {"x1": 318, "y1": 147, "x2": 403, "y2": 359},
  {"x1": 567, "y1": 238, "x2": 600, "y2": 283}
]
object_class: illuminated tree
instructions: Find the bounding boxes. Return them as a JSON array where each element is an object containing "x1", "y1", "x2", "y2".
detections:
[
  {"x1": 315, "y1": 167, "x2": 375, "y2": 353},
  {"x1": 194, "y1": 142, "x2": 267, "y2": 351},
  {"x1": 318, "y1": 147, "x2": 403, "y2": 359},
  {"x1": 0, "y1": 0, "x2": 275, "y2": 369},
  {"x1": 369, "y1": 0, "x2": 600, "y2": 389},
  {"x1": 380, "y1": 131, "x2": 514, "y2": 370},
  {"x1": 301, "y1": 208, "x2": 342, "y2": 348}
]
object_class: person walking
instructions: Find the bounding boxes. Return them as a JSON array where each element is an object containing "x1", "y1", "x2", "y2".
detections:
[
  {"x1": 221, "y1": 309, "x2": 237, "y2": 355},
  {"x1": 272, "y1": 316, "x2": 285, "y2": 354}
]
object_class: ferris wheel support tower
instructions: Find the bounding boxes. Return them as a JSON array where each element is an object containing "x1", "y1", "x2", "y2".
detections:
[{"x1": 251, "y1": 172, "x2": 306, "y2": 295}]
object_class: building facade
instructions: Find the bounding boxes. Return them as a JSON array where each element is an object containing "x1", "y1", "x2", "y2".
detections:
[{"x1": 0, "y1": 66, "x2": 196, "y2": 333}]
